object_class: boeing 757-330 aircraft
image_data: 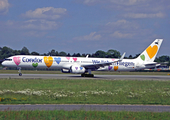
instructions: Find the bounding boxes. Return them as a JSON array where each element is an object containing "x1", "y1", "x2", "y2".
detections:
[{"x1": 2, "y1": 39, "x2": 163, "y2": 77}]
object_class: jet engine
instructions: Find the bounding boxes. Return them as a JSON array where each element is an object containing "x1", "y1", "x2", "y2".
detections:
[
  {"x1": 70, "y1": 65, "x2": 86, "y2": 74},
  {"x1": 61, "y1": 69, "x2": 70, "y2": 73}
]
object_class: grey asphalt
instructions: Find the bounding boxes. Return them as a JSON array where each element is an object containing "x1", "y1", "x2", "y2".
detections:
[
  {"x1": 1, "y1": 74, "x2": 170, "y2": 112},
  {"x1": 0, "y1": 74, "x2": 170, "y2": 80},
  {"x1": 1, "y1": 104, "x2": 170, "y2": 112}
]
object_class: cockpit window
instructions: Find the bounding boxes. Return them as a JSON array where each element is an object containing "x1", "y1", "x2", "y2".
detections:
[{"x1": 5, "y1": 59, "x2": 12, "y2": 61}]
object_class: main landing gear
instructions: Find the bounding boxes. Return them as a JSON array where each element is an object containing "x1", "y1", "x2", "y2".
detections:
[
  {"x1": 18, "y1": 67, "x2": 22, "y2": 76},
  {"x1": 81, "y1": 69, "x2": 94, "y2": 77},
  {"x1": 81, "y1": 73, "x2": 94, "y2": 77}
]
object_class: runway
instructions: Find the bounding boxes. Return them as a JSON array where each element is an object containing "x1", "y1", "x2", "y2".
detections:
[
  {"x1": 0, "y1": 74, "x2": 170, "y2": 80},
  {"x1": 1, "y1": 104, "x2": 170, "y2": 112},
  {"x1": 0, "y1": 74, "x2": 170, "y2": 112}
]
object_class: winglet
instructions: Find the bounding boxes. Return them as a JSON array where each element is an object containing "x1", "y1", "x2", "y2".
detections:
[
  {"x1": 86, "y1": 55, "x2": 89, "y2": 58},
  {"x1": 119, "y1": 52, "x2": 126, "y2": 61}
]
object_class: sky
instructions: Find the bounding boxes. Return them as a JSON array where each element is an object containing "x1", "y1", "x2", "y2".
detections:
[{"x1": 0, "y1": 0, "x2": 170, "y2": 57}]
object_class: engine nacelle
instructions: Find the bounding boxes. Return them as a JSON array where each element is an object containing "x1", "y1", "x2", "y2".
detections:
[
  {"x1": 61, "y1": 69, "x2": 70, "y2": 73},
  {"x1": 70, "y1": 65, "x2": 86, "y2": 74}
]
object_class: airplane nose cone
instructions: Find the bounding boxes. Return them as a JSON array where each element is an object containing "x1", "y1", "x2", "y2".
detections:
[{"x1": 2, "y1": 61, "x2": 6, "y2": 66}]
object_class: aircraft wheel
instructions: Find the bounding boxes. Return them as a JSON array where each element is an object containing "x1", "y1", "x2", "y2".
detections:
[
  {"x1": 81, "y1": 74, "x2": 85, "y2": 77},
  {"x1": 91, "y1": 74, "x2": 94, "y2": 77},
  {"x1": 81, "y1": 74, "x2": 94, "y2": 77},
  {"x1": 87, "y1": 74, "x2": 94, "y2": 77},
  {"x1": 19, "y1": 73, "x2": 22, "y2": 76},
  {"x1": 85, "y1": 74, "x2": 94, "y2": 77}
]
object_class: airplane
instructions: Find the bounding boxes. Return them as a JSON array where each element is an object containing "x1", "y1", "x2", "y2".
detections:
[{"x1": 1, "y1": 39, "x2": 163, "y2": 77}]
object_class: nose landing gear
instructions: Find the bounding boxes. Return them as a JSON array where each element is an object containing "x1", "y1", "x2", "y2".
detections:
[
  {"x1": 18, "y1": 67, "x2": 22, "y2": 76},
  {"x1": 19, "y1": 73, "x2": 22, "y2": 76}
]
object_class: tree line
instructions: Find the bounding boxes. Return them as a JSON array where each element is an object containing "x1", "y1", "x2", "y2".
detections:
[
  {"x1": 0, "y1": 46, "x2": 170, "y2": 66},
  {"x1": 0, "y1": 46, "x2": 122, "y2": 59}
]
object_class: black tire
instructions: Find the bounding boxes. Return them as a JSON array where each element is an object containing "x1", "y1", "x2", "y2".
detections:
[
  {"x1": 81, "y1": 74, "x2": 85, "y2": 77},
  {"x1": 90, "y1": 74, "x2": 94, "y2": 77},
  {"x1": 84, "y1": 74, "x2": 94, "y2": 77},
  {"x1": 88, "y1": 74, "x2": 94, "y2": 77},
  {"x1": 19, "y1": 73, "x2": 22, "y2": 76}
]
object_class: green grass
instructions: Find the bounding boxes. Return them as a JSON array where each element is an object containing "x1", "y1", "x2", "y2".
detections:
[
  {"x1": 0, "y1": 110, "x2": 170, "y2": 120},
  {"x1": 1, "y1": 79, "x2": 170, "y2": 105}
]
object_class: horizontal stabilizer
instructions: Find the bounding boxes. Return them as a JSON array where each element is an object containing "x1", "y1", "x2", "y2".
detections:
[{"x1": 144, "y1": 62, "x2": 160, "y2": 67}]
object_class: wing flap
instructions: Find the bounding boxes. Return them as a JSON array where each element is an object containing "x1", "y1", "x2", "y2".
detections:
[
  {"x1": 82, "y1": 52, "x2": 125, "y2": 69},
  {"x1": 82, "y1": 61, "x2": 116, "y2": 69}
]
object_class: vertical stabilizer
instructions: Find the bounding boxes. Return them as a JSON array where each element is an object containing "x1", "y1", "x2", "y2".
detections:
[{"x1": 136, "y1": 39, "x2": 163, "y2": 63}]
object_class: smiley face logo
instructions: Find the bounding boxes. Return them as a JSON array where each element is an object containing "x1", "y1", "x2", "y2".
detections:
[
  {"x1": 66, "y1": 57, "x2": 70, "y2": 60},
  {"x1": 13, "y1": 57, "x2": 21, "y2": 66},
  {"x1": 54, "y1": 57, "x2": 61, "y2": 64},
  {"x1": 44, "y1": 56, "x2": 53, "y2": 68},
  {"x1": 140, "y1": 54, "x2": 145, "y2": 61},
  {"x1": 73, "y1": 58, "x2": 77, "y2": 62},
  {"x1": 114, "y1": 66, "x2": 118, "y2": 71},
  {"x1": 32, "y1": 63, "x2": 38, "y2": 68},
  {"x1": 108, "y1": 66, "x2": 112, "y2": 70},
  {"x1": 146, "y1": 45, "x2": 158, "y2": 59}
]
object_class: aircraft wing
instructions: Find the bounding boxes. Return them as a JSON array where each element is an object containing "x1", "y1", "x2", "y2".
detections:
[
  {"x1": 82, "y1": 52, "x2": 125, "y2": 69},
  {"x1": 82, "y1": 61, "x2": 117, "y2": 69}
]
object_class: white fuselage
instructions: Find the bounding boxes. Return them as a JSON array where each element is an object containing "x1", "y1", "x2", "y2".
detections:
[
  {"x1": 2, "y1": 55, "x2": 147, "y2": 72},
  {"x1": 1, "y1": 39, "x2": 163, "y2": 75}
]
